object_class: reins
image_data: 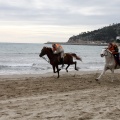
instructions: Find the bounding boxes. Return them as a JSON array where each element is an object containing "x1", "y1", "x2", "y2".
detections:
[{"x1": 42, "y1": 57, "x2": 50, "y2": 63}]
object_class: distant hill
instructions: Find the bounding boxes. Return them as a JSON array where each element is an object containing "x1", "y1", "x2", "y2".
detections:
[{"x1": 68, "y1": 23, "x2": 120, "y2": 44}]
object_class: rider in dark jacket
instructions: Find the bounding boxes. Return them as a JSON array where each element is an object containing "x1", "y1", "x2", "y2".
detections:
[{"x1": 108, "y1": 43, "x2": 120, "y2": 65}]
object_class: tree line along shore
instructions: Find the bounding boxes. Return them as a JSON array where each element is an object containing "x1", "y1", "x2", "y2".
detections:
[{"x1": 46, "y1": 23, "x2": 120, "y2": 46}]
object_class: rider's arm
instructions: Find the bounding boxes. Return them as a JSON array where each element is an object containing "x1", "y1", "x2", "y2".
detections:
[
  {"x1": 107, "y1": 49, "x2": 112, "y2": 54},
  {"x1": 53, "y1": 50, "x2": 59, "y2": 54},
  {"x1": 52, "y1": 48, "x2": 58, "y2": 54},
  {"x1": 53, "y1": 51, "x2": 57, "y2": 54},
  {"x1": 53, "y1": 47, "x2": 61, "y2": 54}
]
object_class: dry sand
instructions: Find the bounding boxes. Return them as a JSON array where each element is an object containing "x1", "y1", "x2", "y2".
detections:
[{"x1": 0, "y1": 70, "x2": 120, "y2": 120}]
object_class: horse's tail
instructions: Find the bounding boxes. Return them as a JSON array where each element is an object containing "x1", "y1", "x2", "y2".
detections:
[{"x1": 71, "y1": 53, "x2": 82, "y2": 61}]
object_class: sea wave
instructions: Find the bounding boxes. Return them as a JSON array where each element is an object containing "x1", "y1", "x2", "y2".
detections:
[{"x1": 0, "y1": 43, "x2": 105, "y2": 75}]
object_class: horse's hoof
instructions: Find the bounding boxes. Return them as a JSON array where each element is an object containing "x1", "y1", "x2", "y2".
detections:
[
  {"x1": 95, "y1": 78, "x2": 98, "y2": 81},
  {"x1": 75, "y1": 69, "x2": 78, "y2": 71},
  {"x1": 95, "y1": 79, "x2": 100, "y2": 84}
]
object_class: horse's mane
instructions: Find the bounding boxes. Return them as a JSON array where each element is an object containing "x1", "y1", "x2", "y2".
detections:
[
  {"x1": 46, "y1": 47, "x2": 52, "y2": 51},
  {"x1": 44, "y1": 47, "x2": 53, "y2": 54},
  {"x1": 45, "y1": 47, "x2": 61, "y2": 56}
]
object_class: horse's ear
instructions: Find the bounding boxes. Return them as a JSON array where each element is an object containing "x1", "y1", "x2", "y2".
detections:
[{"x1": 43, "y1": 46, "x2": 47, "y2": 49}]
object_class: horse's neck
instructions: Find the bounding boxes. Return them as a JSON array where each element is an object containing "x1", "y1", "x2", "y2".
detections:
[
  {"x1": 105, "y1": 53, "x2": 115, "y2": 65},
  {"x1": 46, "y1": 50, "x2": 54, "y2": 60}
]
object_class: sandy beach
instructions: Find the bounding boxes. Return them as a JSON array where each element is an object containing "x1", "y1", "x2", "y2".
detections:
[{"x1": 0, "y1": 70, "x2": 120, "y2": 120}]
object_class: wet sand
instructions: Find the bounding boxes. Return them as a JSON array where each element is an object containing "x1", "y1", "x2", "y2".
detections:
[{"x1": 0, "y1": 70, "x2": 120, "y2": 120}]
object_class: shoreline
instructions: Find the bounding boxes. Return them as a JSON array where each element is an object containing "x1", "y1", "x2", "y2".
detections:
[
  {"x1": 45, "y1": 42, "x2": 107, "y2": 46},
  {"x1": 1, "y1": 69, "x2": 120, "y2": 79},
  {"x1": 0, "y1": 70, "x2": 101, "y2": 79}
]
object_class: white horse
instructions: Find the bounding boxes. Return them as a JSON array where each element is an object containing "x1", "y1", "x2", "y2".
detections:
[{"x1": 96, "y1": 48, "x2": 120, "y2": 82}]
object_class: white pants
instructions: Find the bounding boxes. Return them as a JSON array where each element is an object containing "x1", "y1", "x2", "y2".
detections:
[{"x1": 60, "y1": 50, "x2": 64, "y2": 58}]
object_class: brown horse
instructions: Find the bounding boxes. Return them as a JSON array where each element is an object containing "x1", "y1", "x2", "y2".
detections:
[{"x1": 39, "y1": 47, "x2": 82, "y2": 78}]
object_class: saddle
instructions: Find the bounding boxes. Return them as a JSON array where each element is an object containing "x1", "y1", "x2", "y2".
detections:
[{"x1": 57, "y1": 53, "x2": 66, "y2": 62}]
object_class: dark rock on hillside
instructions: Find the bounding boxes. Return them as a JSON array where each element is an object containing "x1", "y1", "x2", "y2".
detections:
[{"x1": 68, "y1": 23, "x2": 120, "y2": 44}]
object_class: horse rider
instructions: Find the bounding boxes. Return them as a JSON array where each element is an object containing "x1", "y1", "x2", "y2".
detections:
[
  {"x1": 52, "y1": 43, "x2": 64, "y2": 68},
  {"x1": 107, "y1": 42, "x2": 120, "y2": 66}
]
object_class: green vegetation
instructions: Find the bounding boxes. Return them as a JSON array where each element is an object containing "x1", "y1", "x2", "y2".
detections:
[{"x1": 68, "y1": 23, "x2": 120, "y2": 44}]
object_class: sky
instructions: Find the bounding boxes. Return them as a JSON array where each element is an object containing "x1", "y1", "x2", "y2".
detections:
[{"x1": 0, "y1": 0, "x2": 120, "y2": 43}]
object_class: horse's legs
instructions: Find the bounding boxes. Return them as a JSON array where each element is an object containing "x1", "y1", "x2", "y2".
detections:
[
  {"x1": 110, "y1": 69, "x2": 115, "y2": 82},
  {"x1": 96, "y1": 66, "x2": 106, "y2": 81},
  {"x1": 66, "y1": 64, "x2": 70, "y2": 72},
  {"x1": 52, "y1": 65, "x2": 56, "y2": 73},
  {"x1": 56, "y1": 65, "x2": 60, "y2": 78},
  {"x1": 74, "y1": 61, "x2": 78, "y2": 71},
  {"x1": 52, "y1": 65, "x2": 61, "y2": 78},
  {"x1": 68, "y1": 61, "x2": 78, "y2": 71}
]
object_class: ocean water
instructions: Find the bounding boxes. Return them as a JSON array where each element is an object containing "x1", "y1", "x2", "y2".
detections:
[{"x1": 0, "y1": 43, "x2": 106, "y2": 75}]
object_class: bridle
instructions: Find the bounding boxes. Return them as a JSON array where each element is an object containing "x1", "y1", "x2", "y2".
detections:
[
  {"x1": 42, "y1": 56, "x2": 50, "y2": 63},
  {"x1": 41, "y1": 49, "x2": 50, "y2": 63}
]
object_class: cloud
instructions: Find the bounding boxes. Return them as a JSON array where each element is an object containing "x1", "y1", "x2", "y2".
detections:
[
  {"x1": 0, "y1": 0, "x2": 119, "y2": 25},
  {"x1": 0, "y1": 0, "x2": 120, "y2": 43}
]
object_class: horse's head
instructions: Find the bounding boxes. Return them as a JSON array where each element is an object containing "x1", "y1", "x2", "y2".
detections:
[
  {"x1": 39, "y1": 47, "x2": 47, "y2": 57},
  {"x1": 39, "y1": 47, "x2": 53, "y2": 57},
  {"x1": 100, "y1": 48, "x2": 107, "y2": 57},
  {"x1": 100, "y1": 48, "x2": 112, "y2": 57}
]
